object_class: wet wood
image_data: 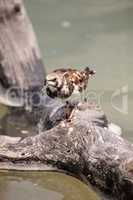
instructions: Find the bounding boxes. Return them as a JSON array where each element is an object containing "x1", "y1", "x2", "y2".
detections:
[
  {"x1": 0, "y1": 0, "x2": 45, "y2": 92},
  {"x1": 0, "y1": 102, "x2": 133, "y2": 200}
]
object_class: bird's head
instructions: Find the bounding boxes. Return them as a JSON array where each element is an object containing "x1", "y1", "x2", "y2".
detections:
[{"x1": 45, "y1": 72, "x2": 63, "y2": 88}]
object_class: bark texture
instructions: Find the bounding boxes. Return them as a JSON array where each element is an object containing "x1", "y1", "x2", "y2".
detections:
[
  {"x1": 0, "y1": 102, "x2": 133, "y2": 200},
  {"x1": 0, "y1": 0, "x2": 45, "y2": 92},
  {"x1": 0, "y1": 1, "x2": 132, "y2": 200}
]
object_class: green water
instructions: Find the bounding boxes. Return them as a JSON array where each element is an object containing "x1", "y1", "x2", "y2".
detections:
[
  {"x1": 25, "y1": 0, "x2": 133, "y2": 140},
  {"x1": 0, "y1": 172, "x2": 100, "y2": 200},
  {"x1": 0, "y1": 0, "x2": 133, "y2": 199}
]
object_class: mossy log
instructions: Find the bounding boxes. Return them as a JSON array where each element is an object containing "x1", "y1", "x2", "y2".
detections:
[{"x1": 0, "y1": 102, "x2": 133, "y2": 200}]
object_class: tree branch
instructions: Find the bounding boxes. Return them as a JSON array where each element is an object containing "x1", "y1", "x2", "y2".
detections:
[{"x1": 0, "y1": 102, "x2": 133, "y2": 200}]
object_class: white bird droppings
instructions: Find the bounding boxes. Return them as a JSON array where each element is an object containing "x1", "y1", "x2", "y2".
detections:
[{"x1": 68, "y1": 127, "x2": 73, "y2": 135}]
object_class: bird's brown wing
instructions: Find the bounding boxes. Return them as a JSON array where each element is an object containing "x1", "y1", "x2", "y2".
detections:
[{"x1": 53, "y1": 68, "x2": 77, "y2": 74}]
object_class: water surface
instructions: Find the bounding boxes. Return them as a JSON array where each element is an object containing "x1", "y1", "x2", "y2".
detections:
[
  {"x1": 0, "y1": 172, "x2": 100, "y2": 200},
  {"x1": 25, "y1": 0, "x2": 133, "y2": 141},
  {"x1": 0, "y1": 0, "x2": 133, "y2": 199}
]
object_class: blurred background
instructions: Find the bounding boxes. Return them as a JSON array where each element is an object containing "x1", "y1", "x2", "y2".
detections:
[
  {"x1": 25, "y1": 0, "x2": 133, "y2": 141},
  {"x1": 0, "y1": 1, "x2": 133, "y2": 200}
]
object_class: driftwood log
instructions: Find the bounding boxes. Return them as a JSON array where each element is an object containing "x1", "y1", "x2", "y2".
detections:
[
  {"x1": 0, "y1": 101, "x2": 133, "y2": 200},
  {"x1": 0, "y1": 1, "x2": 133, "y2": 200}
]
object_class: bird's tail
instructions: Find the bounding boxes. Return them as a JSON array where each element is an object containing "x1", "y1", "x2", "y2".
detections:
[{"x1": 84, "y1": 67, "x2": 96, "y2": 77}]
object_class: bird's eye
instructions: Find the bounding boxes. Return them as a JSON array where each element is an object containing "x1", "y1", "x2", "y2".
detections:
[{"x1": 52, "y1": 78, "x2": 57, "y2": 81}]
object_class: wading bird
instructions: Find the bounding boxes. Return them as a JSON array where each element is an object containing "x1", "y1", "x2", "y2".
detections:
[{"x1": 45, "y1": 67, "x2": 96, "y2": 100}]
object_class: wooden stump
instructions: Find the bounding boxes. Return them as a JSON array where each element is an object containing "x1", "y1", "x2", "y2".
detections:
[{"x1": 0, "y1": 0, "x2": 45, "y2": 93}]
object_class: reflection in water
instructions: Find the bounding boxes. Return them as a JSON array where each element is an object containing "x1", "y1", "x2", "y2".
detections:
[{"x1": 0, "y1": 0, "x2": 133, "y2": 200}]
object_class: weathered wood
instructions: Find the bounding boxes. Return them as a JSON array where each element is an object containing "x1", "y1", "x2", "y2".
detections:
[
  {"x1": 0, "y1": 1, "x2": 132, "y2": 200},
  {"x1": 0, "y1": 102, "x2": 133, "y2": 200},
  {"x1": 0, "y1": 0, "x2": 45, "y2": 93}
]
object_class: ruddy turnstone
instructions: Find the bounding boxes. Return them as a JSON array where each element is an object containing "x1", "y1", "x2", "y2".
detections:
[{"x1": 45, "y1": 67, "x2": 96, "y2": 99}]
